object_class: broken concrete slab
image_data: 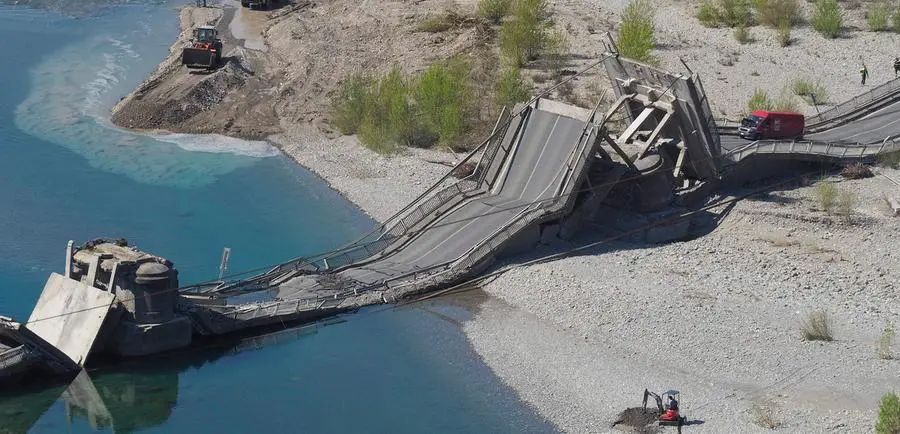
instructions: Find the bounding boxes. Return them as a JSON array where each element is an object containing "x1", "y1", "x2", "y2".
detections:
[
  {"x1": 0, "y1": 316, "x2": 79, "y2": 382},
  {"x1": 26, "y1": 273, "x2": 116, "y2": 366}
]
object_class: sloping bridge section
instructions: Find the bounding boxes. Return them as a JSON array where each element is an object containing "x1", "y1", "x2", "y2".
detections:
[
  {"x1": 281, "y1": 99, "x2": 601, "y2": 298},
  {"x1": 184, "y1": 99, "x2": 613, "y2": 334}
]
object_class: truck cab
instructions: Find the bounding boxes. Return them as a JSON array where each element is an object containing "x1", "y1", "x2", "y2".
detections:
[{"x1": 739, "y1": 110, "x2": 805, "y2": 141}]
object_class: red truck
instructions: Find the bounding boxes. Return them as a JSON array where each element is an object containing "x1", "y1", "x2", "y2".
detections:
[{"x1": 738, "y1": 110, "x2": 805, "y2": 140}]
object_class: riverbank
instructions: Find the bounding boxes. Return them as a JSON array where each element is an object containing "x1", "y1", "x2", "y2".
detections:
[
  {"x1": 467, "y1": 169, "x2": 900, "y2": 432},
  {"x1": 109, "y1": 2, "x2": 900, "y2": 432}
]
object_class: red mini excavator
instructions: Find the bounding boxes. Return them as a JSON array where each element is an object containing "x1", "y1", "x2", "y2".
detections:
[{"x1": 643, "y1": 389, "x2": 686, "y2": 433}]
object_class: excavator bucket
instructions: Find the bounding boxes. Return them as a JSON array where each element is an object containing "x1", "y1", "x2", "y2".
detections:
[{"x1": 181, "y1": 47, "x2": 216, "y2": 69}]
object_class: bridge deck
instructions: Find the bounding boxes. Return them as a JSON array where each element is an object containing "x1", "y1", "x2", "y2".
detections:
[{"x1": 276, "y1": 102, "x2": 592, "y2": 300}]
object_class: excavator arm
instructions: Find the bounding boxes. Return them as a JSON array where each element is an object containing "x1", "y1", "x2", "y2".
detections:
[{"x1": 642, "y1": 389, "x2": 664, "y2": 415}]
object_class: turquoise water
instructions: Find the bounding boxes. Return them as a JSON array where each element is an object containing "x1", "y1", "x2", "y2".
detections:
[{"x1": 0, "y1": 2, "x2": 553, "y2": 432}]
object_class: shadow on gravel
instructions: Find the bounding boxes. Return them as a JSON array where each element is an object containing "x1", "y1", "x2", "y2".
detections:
[{"x1": 611, "y1": 407, "x2": 660, "y2": 433}]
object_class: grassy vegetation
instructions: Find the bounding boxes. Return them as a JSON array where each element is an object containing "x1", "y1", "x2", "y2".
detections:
[
  {"x1": 751, "y1": 400, "x2": 783, "y2": 429},
  {"x1": 414, "y1": 59, "x2": 471, "y2": 146},
  {"x1": 356, "y1": 67, "x2": 413, "y2": 154},
  {"x1": 698, "y1": 0, "x2": 753, "y2": 27},
  {"x1": 698, "y1": 0, "x2": 720, "y2": 27},
  {"x1": 877, "y1": 393, "x2": 900, "y2": 434},
  {"x1": 734, "y1": 25, "x2": 752, "y2": 43},
  {"x1": 777, "y1": 20, "x2": 791, "y2": 46},
  {"x1": 332, "y1": 60, "x2": 479, "y2": 153},
  {"x1": 476, "y1": 0, "x2": 512, "y2": 24},
  {"x1": 748, "y1": 88, "x2": 773, "y2": 112},
  {"x1": 496, "y1": 67, "x2": 531, "y2": 109},
  {"x1": 773, "y1": 91, "x2": 799, "y2": 112},
  {"x1": 417, "y1": 9, "x2": 476, "y2": 33},
  {"x1": 719, "y1": 0, "x2": 752, "y2": 27},
  {"x1": 801, "y1": 309, "x2": 833, "y2": 341},
  {"x1": 811, "y1": 0, "x2": 843, "y2": 38},
  {"x1": 791, "y1": 78, "x2": 828, "y2": 104},
  {"x1": 815, "y1": 181, "x2": 837, "y2": 212},
  {"x1": 499, "y1": 0, "x2": 550, "y2": 66},
  {"x1": 332, "y1": 74, "x2": 374, "y2": 135},
  {"x1": 746, "y1": 88, "x2": 799, "y2": 113},
  {"x1": 543, "y1": 28, "x2": 570, "y2": 73},
  {"x1": 752, "y1": 0, "x2": 801, "y2": 28},
  {"x1": 617, "y1": 0, "x2": 657, "y2": 64},
  {"x1": 893, "y1": 10, "x2": 900, "y2": 33},
  {"x1": 876, "y1": 323, "x2": 896, "y2": 360},
  {"x1": 868, "y1": 3, "x2": 891, "y2": 32},
  {"x1": 836, "y1": 189, "x2": 857, "y2": 220}
]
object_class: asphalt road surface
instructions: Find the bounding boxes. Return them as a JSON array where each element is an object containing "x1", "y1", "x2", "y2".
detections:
[{"x1": 721, "y1": 98, "x2": 900, "y2": 152}]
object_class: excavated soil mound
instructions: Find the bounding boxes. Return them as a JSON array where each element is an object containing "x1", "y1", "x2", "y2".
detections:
[
  {"x1": 612, "y1": 407, "x2": 660, "y2": 433},
  {"x1": 110, "y1": 6, "x2": 279, "y2": 139}
]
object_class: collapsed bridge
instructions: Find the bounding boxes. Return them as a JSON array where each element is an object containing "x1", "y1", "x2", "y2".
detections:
[{"x1": 4, "y1": 50, "x2": 900, "y2": 385}]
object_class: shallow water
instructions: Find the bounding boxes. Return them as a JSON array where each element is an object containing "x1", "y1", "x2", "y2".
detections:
[{"x1": 0, "y1": 2, "x2": 554, "y2": 432}]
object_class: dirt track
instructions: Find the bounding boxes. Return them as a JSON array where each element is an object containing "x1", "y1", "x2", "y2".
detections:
[{"x1": 110, "y1": 4, "x2": 280, "y2": 139}]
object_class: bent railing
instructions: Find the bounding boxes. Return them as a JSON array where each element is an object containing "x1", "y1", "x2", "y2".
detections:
[{"x1": 725, "y1": 136, "x2": 900, "y2": 164}]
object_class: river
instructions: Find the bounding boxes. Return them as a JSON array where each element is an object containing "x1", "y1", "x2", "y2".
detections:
[{"x1": 0, "y1": 1, "x2": 553, "y2": 432}]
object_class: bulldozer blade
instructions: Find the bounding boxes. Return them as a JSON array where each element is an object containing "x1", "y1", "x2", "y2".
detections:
[{"x1": 181, "y1": 47, "x2": 215, "y2": 69}]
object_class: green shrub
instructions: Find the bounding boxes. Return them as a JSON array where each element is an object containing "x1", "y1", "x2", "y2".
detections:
[
  {"x1": 357, "y1": 66, "x2": 414, "y2": 154},
  {"x1": 773, "y1": 93, "x2": 799, "y2": 112},
  {"x1": 331, "y1": 74, "x2": 373, "y2": 135},
  {"x1": 777, "y1": 19, "x2": 791, "y2": 46},
  {"x1": 617, "y1": 0, "x2": 657, "y2": 64},
  {"x1": 499, "y1": 0, "x2": 550, "y2": 66},
  {"x1": 417, "y1": 9, "x2": 473, "y2": 33},
  {"x1": 543, "y1": 28, "x2": 569, "y2": 73},
  {"x1": 747, "y1": 88, "x2": 773, "y2": 112},
  {"x1": 476, "y1": 0, "x2": 512, "y2": 24},
  {"x1": 836, "y1": 189, "x2": 857, "y2": 219},
  {"x1": 734, "y1": 25, "x2": 752, "y2": 43},
  {"x1": 801, "y1": 309, "x2": 833, "y2": 341},
  {"x1": 752, "y1": 0, "x2": 801, "y2": 28},
  {"x1": 868, "y1": 4, "x2": 891, "y2": 32},
  {"x1": 812, "y1": 0, "x2": 842, "y2": 38},
  {"x1": 414, "y1": 59, "x2": 471, "y2": 145},
  {"x1": 418, "y1": 16, "x2": 455, "y2": 33},
  {"x1": 815, "y1": 181, "x2": 837, "y2": 212},
  {"x1": 698, "y1": 0, "x2": 720, "y2": 27},
  {"x1": 720, "y1": 0, "x2": 752, "y2": 27},
  {"x1": 496, "y1": 67, "x2": 531, "y2": 109},
  {"x1": 791, "y1": 78, "x2": 828, "y2": 104},
  {"x1": 876, "y1": 393, "x2": 900, "y2": 434},
  {"x1": 893, "y1": 11, "x2": 900, "y2": 33}
]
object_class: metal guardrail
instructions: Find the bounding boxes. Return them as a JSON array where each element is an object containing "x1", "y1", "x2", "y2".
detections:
[
  {"x1": 726, "y1": 136, "x2": 900, "y2": 163},
  {"x1": 806, "y1": 77, "x2": 900, "y2": 129}
]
